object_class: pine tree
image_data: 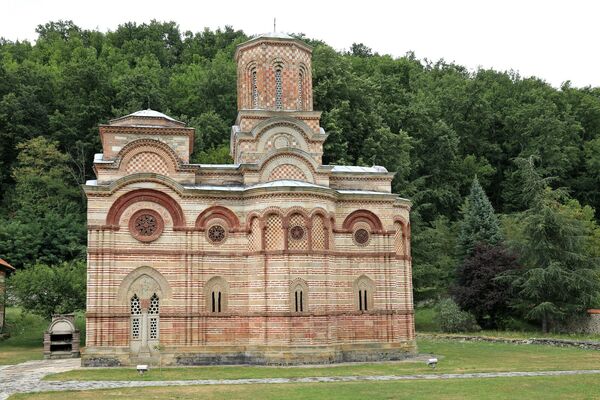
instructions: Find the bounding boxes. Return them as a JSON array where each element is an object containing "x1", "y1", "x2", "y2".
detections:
[
  {"x1": 457, "y1": 177, "x2": 503, "y2": 257},
  {"x1": 506, "y1": 157, "x2": 600, "y2": 332}
]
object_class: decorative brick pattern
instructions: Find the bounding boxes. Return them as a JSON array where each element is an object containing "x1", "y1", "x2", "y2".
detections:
[
  {"x1": 288, "y1": 213, "x2": 308, "y2": 250},
  {"x1": 268, "y1": 164, "x2": 307, "y2": 182},
  {"x1": 265, "y1": 214, "x2": 284, "y2": 250},
  {"x1": 311, "y1": 215, "x2": 326, "y2": 250},
  {"x1": 248, "y1": 217, "x2": 261, "y2": 251},
  {"x1": 394, "y1": 221, "x2": 405, "y2": 255},
  {"x1": 125, "y1": 151, "x2": 170, "y2": 175}
]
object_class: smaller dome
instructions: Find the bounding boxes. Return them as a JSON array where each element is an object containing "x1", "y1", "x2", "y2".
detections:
[
  {"x1": 109, "y1": 109, "x2": 185, "y2": 127},
  {"x1": 256, "y1": 31, "x2": 294, "y2": 40},
  {"x1": 128, "y1": 109, "x2": 178, "y2": 121}
]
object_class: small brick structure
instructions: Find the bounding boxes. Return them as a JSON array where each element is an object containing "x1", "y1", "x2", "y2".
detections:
[
  {"x1": 0, "y1": 258, "x2": 15, "y2": 334},
  {"x1": 44, "y1": 314, "x2": 80, "y2": 359},
  {"x1": 586, "y1": 309, "x2": 600, "y2": 334}
]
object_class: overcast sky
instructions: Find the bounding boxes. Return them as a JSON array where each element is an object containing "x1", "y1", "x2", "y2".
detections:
[{"x1": 2, "y1": 0, "x2": 598, "y2": 88}]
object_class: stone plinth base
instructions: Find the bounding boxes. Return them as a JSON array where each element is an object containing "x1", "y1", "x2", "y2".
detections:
[{"x1": 82, "y1": 341, "x2": 417, "y2": 367}]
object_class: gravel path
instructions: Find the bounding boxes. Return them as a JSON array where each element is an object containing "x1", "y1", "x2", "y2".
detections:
[{"x1": 2, "y1": 359, "x2": 600, "y2": 399}]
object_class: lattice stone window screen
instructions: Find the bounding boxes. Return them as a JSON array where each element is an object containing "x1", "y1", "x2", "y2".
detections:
[
  {"x1": 251, "y1": 69, "x2": 258, "y2": 108},
  {"x1": 131, "y1": 294, "x2": 142, "y2": 315},
  {"x1": 288, "y1": 213, "x2": 307, "y2": 250},
  {"x1": 394, "y1": 221, "x2": 405, "y2": 255},
  {"x1": 248, "y1": 218, "x2": 262, "y2": 251},
  {"x1": 149, "y1": 293, "x2": 159, "y2": 314},
  {"x1": 275, "y1": 68, "x2": 283, "y2": 109},
  {"x1": 149, "y1": 317, "x2": 158, "y2": 339},
  {"x1": 265, "y1": 214, "x2": 284, "y2": 250},
  {"x1": 130, "y1": 294, "x2": 141, "y2": 339},
  {"x1": 131, "y1": 318, "x2": 140, "y2": 339},
  {"x1": 311, "y1": 215, "x2": 326, "y2": 250}
]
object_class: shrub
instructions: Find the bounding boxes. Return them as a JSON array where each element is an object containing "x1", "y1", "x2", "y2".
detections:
[
  {"x1": 8, "y1": 260, "x2": 86, "y2": 319},
  {"x1": 435, "y1": 298, "x2": 481, "y2": 333}
]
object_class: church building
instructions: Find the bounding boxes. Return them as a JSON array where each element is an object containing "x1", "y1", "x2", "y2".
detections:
[{"x1": 83, "y1": 32, "x2": 415, "y2": 366}]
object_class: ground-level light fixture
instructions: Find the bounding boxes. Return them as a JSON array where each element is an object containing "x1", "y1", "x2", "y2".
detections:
[
  {"x1": 427, "y1": 358, "x2": 438, "y2": 369},
  {"x1": 137, "y1": 364, "x2": 149, "y2": 375}
]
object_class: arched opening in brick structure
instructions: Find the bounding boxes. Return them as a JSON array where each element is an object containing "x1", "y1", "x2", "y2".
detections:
[
  {"x1": 342, "y1": 210, "x2": 384, "y2": 232},
  {"x1": 195, "y1": 206, "x2": 240, "y2": 232},
  {"x1": 263, "y1": 211, "x2": 284, "y2": 251},
  {"x1": 290, "y1": 278, "x2": 309, "y2": 313},
  {"x1": 353, "y1": 275, "x2": 375, "y2": 312},
  {"x1": 116, "y1": 138, "x2": 181, "y2": 174},
  {"x1": 117, "y1": 267, "x2": 170, "y2": 354},
  {"x1": 106, "y1": 189, "x2": 185, "y2": 229},
  {"x1": 205, "y1": 276, "x2": 229, "y2": 313}
]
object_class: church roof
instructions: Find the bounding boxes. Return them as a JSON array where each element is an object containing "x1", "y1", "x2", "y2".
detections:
[
  {"x1": 108, "y1": 109, "x2": 186, "y2": 127},
  {"x1": 255, "y1": 31, "x2": 294, "y2": 40},
  {"x1": 127, "y1": 109, "x2": 179, "y2": 121},
  {"x1": 0, "y1": 258, "x2": 15, "y2": 272}
]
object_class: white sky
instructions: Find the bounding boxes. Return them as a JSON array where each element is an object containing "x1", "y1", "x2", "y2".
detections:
[{"x1": 2, "y1": 0, "x2": 598, "y2": 88}]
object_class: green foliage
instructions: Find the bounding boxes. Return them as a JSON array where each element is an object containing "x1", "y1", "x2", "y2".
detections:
[
  {"x1": 0, "y1": 21, "x2": 600, "y2": 310},
  {"x1": 0, "y1": 137, "x2": 85, "y2": 268},
  {"x1": 457, "y1": 177, "x2": 503, "y2": 257},
  {"x1": 8, "y1": 260, "x2": 87, "y2": 318},
  {"x1": 411, "y1": 217, "x2": 458, "y2": 301},
  {"x1": 453, "y1": 243, "x2": 520, "y2": 328},
  {"x1": 505, "y1": 157, "x2": 600, "y2": 331},
  {"x1": 435, "y1": 298, "x2": 481, "y2": 333}
]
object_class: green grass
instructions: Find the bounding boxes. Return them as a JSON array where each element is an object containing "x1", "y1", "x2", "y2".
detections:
[
  {"x1": 45, "y1": 339, "x2": 600, "y2": 381},
  {"x1": 0, "y1": 307, "x2": 85, "y2": 365},
  {"x1": 11, "y1": 374, "x2": 600, "y2": 399}
]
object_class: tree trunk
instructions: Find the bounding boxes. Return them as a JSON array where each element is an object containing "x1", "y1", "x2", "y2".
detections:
[{"x1": 542, "y1": 313, "x2": 548, "y2": 333}]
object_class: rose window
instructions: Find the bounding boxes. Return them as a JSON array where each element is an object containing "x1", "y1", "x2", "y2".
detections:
[
  {"x1": 208, "y1": 225, "x2": 226, "y2": 244},
  {"x1": 354, "y1": 228, "x2": 370, "y2": 245},
  {"x1": 135, "y1": 214, "x2": 157, "y2": 236},
  {"x1": 129, "y1": 209, "x2": 164, "y2": 242},
  {"x1": 290, "y1": 225, "x2": 305, "y2": 241}
]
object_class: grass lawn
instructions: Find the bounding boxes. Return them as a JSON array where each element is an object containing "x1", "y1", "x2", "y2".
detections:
[
  {"x1": 12, "y1": 374, "x2": 600, "y2": 399},
  {"x1": 0, "y1": 307, "x2": 86, "y2": 365},
  {"x1": 46, "y1": 338, "x2": 600, "y2": 381}
]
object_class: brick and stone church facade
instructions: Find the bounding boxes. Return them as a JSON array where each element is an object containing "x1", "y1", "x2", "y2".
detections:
[{"x1": 83, "y1": 33, "x2": 415, "y2": 366}]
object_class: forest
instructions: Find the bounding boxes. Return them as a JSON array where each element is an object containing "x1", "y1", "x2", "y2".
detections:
[{"x1": 1, "y1": 20, "x2": 599, "y2": 332}]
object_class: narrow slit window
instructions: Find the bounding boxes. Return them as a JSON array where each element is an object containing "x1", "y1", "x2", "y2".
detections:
[
  {"x1": 359, "y1": 290, "x2": 363, "y2": 311},
  {"x1": 295, "y1": 291, "x2": 299, "y2": 312},
  {"x1": 218, "y1": 291, "x2": 222, "y2": 313},
  {"x1": 251, "y1": 69, "x2": 258, "y2": 108},
  {"x1": 298, "y1": 70, "x2": 304, "y2": 110},
  {"x1": 212, "y1": 291, "x2": 216, "y2": 313},
  {"x1": 275, "y1": 68, "x2": 283, "y2": 110},
  {"x1": 363, "y1": 290, "x2": 368, "y2": 311},
  {"x1": 300, "y1": 291, "x2": 303, "y2": 312}
]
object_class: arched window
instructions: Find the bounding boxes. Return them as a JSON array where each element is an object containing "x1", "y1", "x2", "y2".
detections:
[
  {"x1": 354, "y1": 276, "x2": 375, "y2": 312},
  {"x1": 148, "y1": 293, "x2": 159, "y2": 340},
  {"x1": 130, "y1": 294, "x2": 141, "y2": 339},
  {"x1": 251, "y1": 68, "x2": 258, "y2": 108},
  {"x1": 297, "y1": 69, "x2": 304, "y2": 110},
  {"x1": 275, "y1": 67, "x2": 283, "y2": 110},
  {"x1": 205, "y1": 276, "x2": 229, "y2": 313},
  {"x1": 290, "y1": 279, "x2": 309, "y2": 313}
]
